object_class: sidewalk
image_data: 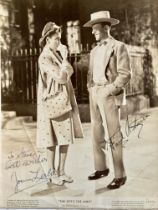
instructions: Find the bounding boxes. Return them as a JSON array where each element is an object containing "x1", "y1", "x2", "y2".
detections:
[{"x1": 1, "y1": 107, "x2": 158, "y2": 208}]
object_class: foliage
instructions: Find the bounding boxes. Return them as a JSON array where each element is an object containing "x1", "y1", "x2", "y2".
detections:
[
  {"x1": 10, "y1": 27, "x2": 26, "y2": 53},
  {"x1": 111, "y1": 1, "x2": 157, "y2": 47},
  {"x1": 1, "y1": 26, "x2": 25, "y2": 103},
  {"x1": 143, "y1": 49, "x2": 157, "y2": 105},
  {"x1": 1, "y1": 26, "x2": 25, "y2": 54}
]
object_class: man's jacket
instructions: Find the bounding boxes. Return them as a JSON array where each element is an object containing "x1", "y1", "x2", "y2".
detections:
[{"x1": 87, "y1": 36, "x2": 131, "y2": 105}]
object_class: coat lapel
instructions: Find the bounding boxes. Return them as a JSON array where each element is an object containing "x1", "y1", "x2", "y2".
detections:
[
  {"x1": 43, "y1": 47, "x2": 62, "y2": 67},
  {"x1": 89, "y1": 47, "x2": 97, "y2": 72},
  {"x1": 103, "y1": 37, "x2": 115, "y2": 71},
  {"x1": 88, "y1": 46, "x2": 98, "y2": 84}
]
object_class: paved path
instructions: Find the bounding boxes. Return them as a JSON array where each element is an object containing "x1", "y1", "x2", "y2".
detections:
[{"x1": 1, "y1": 108, "x2": 158, "y2": 209}]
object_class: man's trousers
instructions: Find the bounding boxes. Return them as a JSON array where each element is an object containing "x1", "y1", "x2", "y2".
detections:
[{"x1": 89, "y1": 85, "x2": 126, "y2": 178}]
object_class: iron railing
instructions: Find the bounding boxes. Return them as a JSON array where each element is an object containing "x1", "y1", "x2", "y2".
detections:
[{"x1": 1, "y1": 45, "x2": 146, "y2": 104}]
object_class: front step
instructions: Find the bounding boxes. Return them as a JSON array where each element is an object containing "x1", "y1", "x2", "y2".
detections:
[
  {"x1": 2, "y1": 111, "x2": 33, "y2": 130},
  {"x1": 2, "y1": 111, "x2": 17, "y2": 119}
]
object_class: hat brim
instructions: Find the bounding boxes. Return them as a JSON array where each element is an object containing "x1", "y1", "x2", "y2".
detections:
[{"x1": 83, "y1": 18, "x2": 119, "y2": 27}]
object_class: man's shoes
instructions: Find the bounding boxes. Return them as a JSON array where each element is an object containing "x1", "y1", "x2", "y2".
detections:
[
  {"x1": 107, "y1": 176, "x2": 127, "y2": 189},
  {"x1": 88, "y1": 169, "x2": 109, "y2": 180}
]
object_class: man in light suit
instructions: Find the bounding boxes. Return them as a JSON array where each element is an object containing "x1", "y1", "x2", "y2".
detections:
[{"x1": 84, "y1": 11, "x2": 131, "y2": 189}]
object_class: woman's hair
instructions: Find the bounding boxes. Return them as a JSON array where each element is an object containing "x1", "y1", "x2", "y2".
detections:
[
  {"x1": 41, "y1": 31, "x2": 55, "y2": 48},
  {"x1": 41, "y1": 27, "x2": 61, "y2": 48}
]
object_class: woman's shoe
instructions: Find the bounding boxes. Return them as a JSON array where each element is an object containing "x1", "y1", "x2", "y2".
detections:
[
  {"x1": 50, "y1": 175, "x2": 64, "y2": 185},
  {"x1": 59, "y1": 173, "x2": 73, "y2": 183},
  {"x1": 48, "y1": 170, "x2": 63, "y2": 186}
]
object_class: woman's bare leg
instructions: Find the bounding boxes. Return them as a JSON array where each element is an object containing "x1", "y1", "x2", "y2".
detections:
[
  {"x1": 58, "y1": 145, "x2": 68, "y2": 173},
  {"x1": 58, "y1": 145, "x2": 73, "y2": 183},
  {"x1": 47, "y1": 146, "x2": 56, "y2": 175},
  {"x1": 47, "y1": 146, "x2": 63, "y2": 185}
]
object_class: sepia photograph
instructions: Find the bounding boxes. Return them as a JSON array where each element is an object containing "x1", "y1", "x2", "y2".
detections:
[{"x1": 1, "y1": 0, "x2": 158, "y2": 209}]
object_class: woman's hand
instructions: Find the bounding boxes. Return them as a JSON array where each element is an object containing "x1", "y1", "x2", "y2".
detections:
[
  {"x1": 58, "y1": 43, "x2": 68, "y2": 61},
  {"x1": 58, "y1": 43, "x2": 73, "y2": 80}
]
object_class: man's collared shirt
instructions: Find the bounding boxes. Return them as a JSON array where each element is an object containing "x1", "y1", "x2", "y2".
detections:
[{"x1": 93, "y1": 38, "x2": 110, "y2": 84}]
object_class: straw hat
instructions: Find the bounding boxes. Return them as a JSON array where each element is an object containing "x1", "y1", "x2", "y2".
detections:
[
  {"x1": 83, "y1": 11, "x2": 119, "y2": 27},
  {"x1": 39, "y1": 22, "x2": 61, "y2": 47}
]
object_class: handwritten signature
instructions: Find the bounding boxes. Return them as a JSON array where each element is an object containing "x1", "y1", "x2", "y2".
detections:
[
  {"x1": 11, "y1": 168, "x2": 52, "y2": 193},
  {"x1": 125, "y1": 113, "x2": 150, "y2": 138},
  {"x1": 105, "y1": 113, "x2": 150, "y2": 149},
  {"x1": 5, "y1": 149, "x2": 47, "y2": 170}
]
